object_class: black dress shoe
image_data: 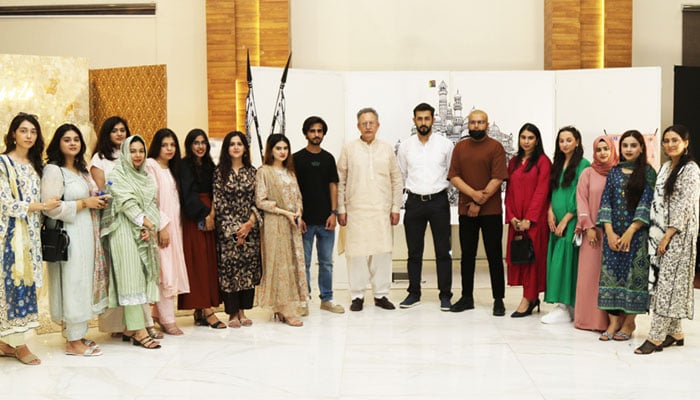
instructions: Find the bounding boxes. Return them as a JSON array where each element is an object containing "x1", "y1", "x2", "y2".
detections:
[
  {"x1": 449, "y1": 297, "x2": 474, "y2": 312},
  {"x1": 350, "y1": 298, "x2": 364, "y2": 312},
  {"x1": 493, "y1": 299, "x2": 506, "y2": 316},
  {"x1": 374, "y1": 296, "x2": 395, "y2": 310}
]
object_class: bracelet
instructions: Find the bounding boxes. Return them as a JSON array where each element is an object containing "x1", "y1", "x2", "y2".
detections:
[{"x1": 81, "y1": 199, "x2": 87, "y2": 209}]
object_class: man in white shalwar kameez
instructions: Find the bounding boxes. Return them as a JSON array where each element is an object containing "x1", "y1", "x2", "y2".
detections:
[{"x1": 337, "y1": 107, "x2": 403, "y2": 311}]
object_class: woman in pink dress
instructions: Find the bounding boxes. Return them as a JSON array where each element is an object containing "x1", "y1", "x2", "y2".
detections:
[
  {"x1": 505, "y1": 123, "x2": 552, "y2": 317},
  {"x1": 146, "y1": 129, "x2": 190, "y2": 335},
  {"x1": 574, "y1": 135, "x2": 617, "y2": 335}
]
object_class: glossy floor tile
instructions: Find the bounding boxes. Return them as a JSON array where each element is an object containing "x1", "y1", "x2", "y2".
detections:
[{"x1": 2, "y1": 261, "x2": 699, "y2": 399}]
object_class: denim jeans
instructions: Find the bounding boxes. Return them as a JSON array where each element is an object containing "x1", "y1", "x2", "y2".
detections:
[{"x1": 302, "y1": 225, "x2": 335, "y2": 301}]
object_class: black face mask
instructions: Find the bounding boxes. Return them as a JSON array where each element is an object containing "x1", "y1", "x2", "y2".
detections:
[{"x1": 469, "y1": 129, "x2": 487, "y2": 140}]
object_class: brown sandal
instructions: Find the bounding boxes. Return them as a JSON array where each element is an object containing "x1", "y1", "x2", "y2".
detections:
[
  {"x1": 146, "y1": 326, "x2": 164, "y2": 339},
  {"x1": 15, "y1": 345, "x2": 41, "y2": 365}
]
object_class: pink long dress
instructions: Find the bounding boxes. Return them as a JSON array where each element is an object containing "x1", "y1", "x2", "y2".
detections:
[
  {"x1": 573, "y1": 167, "x2": 609, "y2": 331},
  {"x1": 146, "y1": 159, "x2": 190, "y2": 300}
]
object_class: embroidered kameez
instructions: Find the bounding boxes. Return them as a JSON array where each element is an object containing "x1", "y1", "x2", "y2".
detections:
[
  {"x1": 0, "y1": 156, "x2": 42, "y2": 337},
  {"x1": 255, "y1": 165, "x2": 307, "y2": 312},
  {"x1": 41, "y1": 164, "x2": 108, "y2": 341},
  {"x1": 597, "y1": 165, "x2": 655, "y2": 314}
]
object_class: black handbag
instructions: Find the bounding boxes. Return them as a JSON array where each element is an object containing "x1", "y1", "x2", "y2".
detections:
[
  {"x1": 41, "y1": 165, "x2": 70, "y2": 262},
  {"x1": 510, "y1": 232, "x2": 535, "y2": 265},
  {"x1": 41, "y1": 217, "x2": 70, "y2": 262}
]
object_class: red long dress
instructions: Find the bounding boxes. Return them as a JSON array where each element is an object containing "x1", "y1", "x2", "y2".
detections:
[{"x1": 505, "y1": 154, "x2": 551, "y2": 300}]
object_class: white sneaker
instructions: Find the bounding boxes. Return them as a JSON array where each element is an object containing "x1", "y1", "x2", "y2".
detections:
[{"x1": 540, "y1": 304, "x2": 572, "y2": 324}]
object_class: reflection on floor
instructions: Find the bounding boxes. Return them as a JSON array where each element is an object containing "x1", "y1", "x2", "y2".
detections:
[{"x1": 2, "y1": 261, "x2": 699, "y2": 399}]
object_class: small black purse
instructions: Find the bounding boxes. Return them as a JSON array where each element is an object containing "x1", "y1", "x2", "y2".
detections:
[
  {"x1": 510, "y1": 232, "x2": 535, "y2": 265},
  {"x1": 41, "y1": 165, "x2": 70, "y2": 262},
  {"x1": 41, "y1": 217, "x2": 70, "y2": 262}
]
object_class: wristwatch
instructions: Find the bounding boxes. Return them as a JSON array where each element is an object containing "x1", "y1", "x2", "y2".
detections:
[{"x1": 330, "y1": 210, "x2": 338, "y2": 215}]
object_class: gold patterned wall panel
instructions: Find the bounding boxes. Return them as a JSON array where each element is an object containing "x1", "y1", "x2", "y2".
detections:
[
  {"x1": 89, "y1": 65, "x2": 167, "y2": 146},
  {"x1": 0, "y1": 53, "x2": 89, "y2": 151}
]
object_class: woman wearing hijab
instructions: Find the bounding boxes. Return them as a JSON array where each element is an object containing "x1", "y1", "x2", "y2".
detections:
[
  {"x1": 574, "y1": 136, "x2": 617, "y2": 334},
  {"x1": 102, "y1": 135, "x2": 161, "y2": 349}
]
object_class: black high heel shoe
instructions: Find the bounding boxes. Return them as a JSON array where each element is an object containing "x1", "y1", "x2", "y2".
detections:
[
  {"x1": 510, "y1": 299, "x2": 540, "y2": 318},
  {"x1": 635, "y1": 340, "x2": 663, "y2": 355},
  {"x1": 193, "y1": 309, "x2": 205, "y2": 326},
  {"x1": 661, "y1": 335, "x2": 685, "y2": 348}
]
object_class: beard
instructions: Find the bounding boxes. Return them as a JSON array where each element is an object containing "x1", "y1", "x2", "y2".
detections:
[{"x1": 416, "y1": 125, "x2": 431, "y2": 136}]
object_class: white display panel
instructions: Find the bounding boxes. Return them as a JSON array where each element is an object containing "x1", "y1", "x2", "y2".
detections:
[{"x1": 555, "y1": 67, "x2": 662, "y2": 165}]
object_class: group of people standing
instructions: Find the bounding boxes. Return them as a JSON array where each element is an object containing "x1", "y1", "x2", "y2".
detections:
[
  {"x1": 0, "y1": 112, "x2": 345, "y2": 365},
  {"x1": 496, "y1": 119, "x2": 699, "y2": 355},
  {"x1": 1, "y1": 102, "x2": 697, "y2": 364}
]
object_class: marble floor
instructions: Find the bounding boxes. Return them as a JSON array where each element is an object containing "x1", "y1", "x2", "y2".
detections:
[{"x1": 3, "y1": 261, "x2": 700, "y2": 400}]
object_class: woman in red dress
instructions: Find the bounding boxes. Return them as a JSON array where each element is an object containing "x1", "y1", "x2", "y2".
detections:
[{"x1": 505, "y1": 123, "x2": 552, "y2": 317}]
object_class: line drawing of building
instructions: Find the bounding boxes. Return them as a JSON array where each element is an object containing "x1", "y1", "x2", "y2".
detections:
[{"x1": 398, "y1": 80, "x2": 515, "y2": 207}]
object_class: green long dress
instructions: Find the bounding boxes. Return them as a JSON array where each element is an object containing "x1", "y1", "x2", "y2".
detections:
[{"x1": 544, "y1": 159, "x2": 590, "y2": 306}]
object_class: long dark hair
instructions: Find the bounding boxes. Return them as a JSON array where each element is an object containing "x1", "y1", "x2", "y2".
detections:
[
  {"x1": 218, "y1": 131, "x2": 251, "y2": 178},
  {"x1": 511, "y1": 122, "x2": 545, "y2": 173},
  {"x1": 183, "y1": 128, "x2": 215, "y2": 180},
  {"x1": 4, "y1": 113, "x2": 45, "y2": 177},
  {"x1": 662, "y1": 125, "x2": 696, "y2": 200},
  {"x1": 147, "y1": 128, "x2": 181, "y2": 177},
  {"x1": 264, "y1": 134, "x2": 295, "y2": 173},
  {"x1": 550, "y1": 126, "x2": 584, "y2": 190},
  {"x1": 618, "y1": 130, "x2": 649, "y2": 212},
  {"x1": 46, "y1": 124, "x2": 89, "y2": 173},
  {"x1": 93, "y1": 116, "x2": 131, "y2": 161}
]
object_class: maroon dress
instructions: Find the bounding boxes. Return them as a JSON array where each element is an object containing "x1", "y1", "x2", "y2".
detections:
[
  {"x1": 177, "y1": 158, "x2": 221, "y2": 310},
  {"x1": 505, "y1": 154, "x2": 551, "y2": 300}
]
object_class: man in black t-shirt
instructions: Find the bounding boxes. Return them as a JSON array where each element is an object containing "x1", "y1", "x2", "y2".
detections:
[{"x1": 293, "y1": 116, "x2": 345, "y2": 314}]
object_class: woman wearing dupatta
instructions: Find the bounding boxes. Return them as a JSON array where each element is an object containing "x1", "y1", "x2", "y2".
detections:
[
  {"x1": 102, "y1": 135, "x2": 161, "y2": 349},
  {"x1": 574, "y1": 136, "x2": 617, "y2": 334},
  {"x1": 255, "y1": 134, "x2": 307, "y2": 327},
  {"x1": 42, "y1": 124, "x2": 110, "y2": 356},
  {"x1": 1, "y1": 113, "x2": 60, "y2": 365}
]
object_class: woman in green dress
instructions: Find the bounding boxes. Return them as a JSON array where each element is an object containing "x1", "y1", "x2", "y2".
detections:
[
  {"x1": 542, "y1": 126, "x2": 590, "y2": 324},
  {"x1": 102, "y1": 135, "x2": 161, "y2": 349}
]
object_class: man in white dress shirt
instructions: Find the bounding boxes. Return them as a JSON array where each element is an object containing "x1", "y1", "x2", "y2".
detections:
[{"x1": 397, "y1": 103, "x2": 454, "y2": 311}]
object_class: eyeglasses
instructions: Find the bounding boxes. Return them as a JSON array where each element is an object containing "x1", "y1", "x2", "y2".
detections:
[{"x1": 359, "y1": 121, "x2": 377, "y2": 127}]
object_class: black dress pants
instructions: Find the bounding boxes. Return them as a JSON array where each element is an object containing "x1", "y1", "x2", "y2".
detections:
[
  {"x1": 404, "y1": 191, "x2": 453, "y2": 300},
  {"x1": 458, "y1": 214, "x2": 505, "y2": 300}
]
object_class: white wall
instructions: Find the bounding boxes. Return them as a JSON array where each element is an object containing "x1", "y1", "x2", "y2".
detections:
[
  {"x1": 290, "y1": 0, "x2": 544, "y2": 71},
  {"x1": 0, "y1": 0, "x2": 208, "y2": 137}
]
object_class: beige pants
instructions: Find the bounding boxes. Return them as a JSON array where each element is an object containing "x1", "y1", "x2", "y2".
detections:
[{"x1": 347, "y1": 252, "x2": 392, "y2": 300}]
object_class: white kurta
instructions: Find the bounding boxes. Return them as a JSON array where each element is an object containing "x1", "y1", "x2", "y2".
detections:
[{"x1": 337, "y1": 138, "x2": 403, "y2": 257}]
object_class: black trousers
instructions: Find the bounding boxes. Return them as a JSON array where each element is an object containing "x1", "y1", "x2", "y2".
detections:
[
  {"x1": 221, "y1": 288, "x2": 255, "y2": 315},
  {"x1": 404, "y1": 191, "x2": 453, "y2": 300},
  {"x1": 458, "y1": 214, "x2": 505, "y2": 300}
]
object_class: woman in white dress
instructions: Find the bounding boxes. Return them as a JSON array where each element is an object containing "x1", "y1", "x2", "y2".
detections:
[{"x1": 42, "y1": 124, "x2": 110, "y2": 356}]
